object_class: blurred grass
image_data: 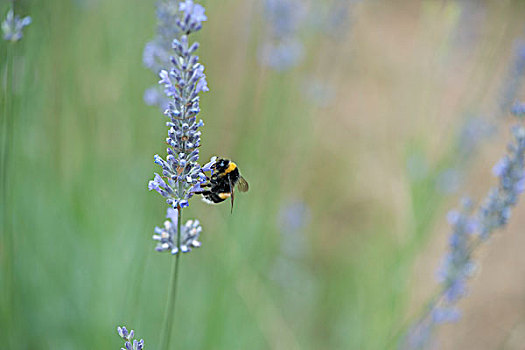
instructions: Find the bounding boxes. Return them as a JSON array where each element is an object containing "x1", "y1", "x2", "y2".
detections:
[{"x1": 2, "y1": 0, "x2": 525, "y2": 349}]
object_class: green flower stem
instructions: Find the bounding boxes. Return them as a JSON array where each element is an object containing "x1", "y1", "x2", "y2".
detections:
[
  {"x1": 160, "y1": 205, "x2": 182, "y2": 350},
  {"x1": 1, "y1": 30, "x2": 15, "y2": 349}
]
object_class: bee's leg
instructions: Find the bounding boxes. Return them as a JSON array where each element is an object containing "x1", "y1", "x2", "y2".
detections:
[
  {"x1": 229, "y1": 178, "x2": 234, "y2": 214},
  {"x1": 230, "y1": 189, "x2": 235, "y2": 214},
  {"x1": 193, "y1": 189, "x2": 211, "y2": 195},
  {"x1": 192, "y1": 182, "x2": 211, "y2": 192}
]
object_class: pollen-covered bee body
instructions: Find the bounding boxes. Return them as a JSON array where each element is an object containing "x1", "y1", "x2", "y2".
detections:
[{"x1": 197, "y1": 158, "x2": 249, "y2": 211}]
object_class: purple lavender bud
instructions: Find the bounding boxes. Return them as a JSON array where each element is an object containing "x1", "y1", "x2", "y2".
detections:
[
  {"x1": 117, "y1": 326, "x2": 127, "y2": 339},
  {"x1": 178, "y1": 0, "x2": 207, "y2": 33},
  {"x1": 2, "y1": 10, "x2": 31, "y2": 43},
  {"x1": 201, "y1": 156, "x2": 217, "y2": 172},
  {"x1": 153, "y1": 208, "x2": 202, "y2": 254}
]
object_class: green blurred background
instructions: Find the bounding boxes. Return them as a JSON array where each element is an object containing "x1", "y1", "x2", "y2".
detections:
[{"x1": 3, "y1": 0, "x2": 525, "y2": 349}]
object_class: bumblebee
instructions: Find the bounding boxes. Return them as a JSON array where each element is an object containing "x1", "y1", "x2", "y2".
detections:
[{"x1": 196, "y1": 158, "x2": 249, "y2": 212}]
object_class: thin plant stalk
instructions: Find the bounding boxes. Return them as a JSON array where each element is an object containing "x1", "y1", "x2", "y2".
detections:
[
  {"x1": 1, "y1": 33, "x2": 15, "y2": 349},
  {"x1": 160, "y1": 205, "x2": 182, "y2": 350}
]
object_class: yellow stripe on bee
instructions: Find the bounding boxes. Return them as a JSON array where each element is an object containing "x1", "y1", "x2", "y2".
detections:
[
  {"x1": 224, "y1": 162, "x2": 237, "y2": 174},
  {"x1": 218, "y1": 192, "x2": 231, "y2": 199}
]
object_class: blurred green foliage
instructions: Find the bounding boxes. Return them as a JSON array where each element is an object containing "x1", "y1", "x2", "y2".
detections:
[{"x1": 2, "y1": 0, "x2": 525, "y2": 349}]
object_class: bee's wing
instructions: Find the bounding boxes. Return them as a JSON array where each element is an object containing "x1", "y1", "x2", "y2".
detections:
[{"x1": 237, "y1": 176, "x2": 249, "y2": 192}]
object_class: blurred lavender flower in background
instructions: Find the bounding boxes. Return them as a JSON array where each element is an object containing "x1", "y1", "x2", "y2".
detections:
[
  {"x1": 271, "y1": 200, "x2": 316, "y2": 319},
  {"x1": 402, "y1": 124, "x2": 525, "y2": 349},
  {"x1": 143, "y1": 86, "x2": 169, "y2": 110},
  {"x1": 277, "y1": 200, "x2": 311, "y2": 258},
  {"x1": 117, "y1": 326, "x2": 144, "y2": 350},
  {"x1": 148, "y1": 0, "x2": 209, "y2": 210},
  {"x1": 511, "y1": 101, "x2": 525, "y2": 117},
  {"x1": 258, "y1": 0, "x2": 306, "y2": 71},
  {"x1": 153, "y1": 208, "x2": 202, "y2": 255},
  {"x1": 499, "y1": 43, "x2": 525, "y2": 114},
  {"x1": 477, "y1": 125, "x2": 525, "y2": 239},
  {"x1": 307, "y1": 0, "x2": 357, "y2": 39},
  {"x1": 2, "y1": 9, "x2": 31, "y2": 43},
  {"x1": 143, "y1": 0, "x2": 182, "y2": 109},
  {"x1": 143, "y1": 1, "x2": 181, "y2": 73},
  {"x1": 434, "y1": 201, "x2": 477, "y2": 318},
  {"x1": 434, "y1": 39, "x2": 525, "y2": 196}
]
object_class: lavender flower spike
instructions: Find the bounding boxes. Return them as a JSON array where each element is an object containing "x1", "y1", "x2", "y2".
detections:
[
  {"x1": 153, "y1": 208, "x2": 202, "y2": 255},
  {"x1": 117, "y1": 326, "x2": 144, "y2": 350},
  {"x1": 477, "y1": 124, "x2": 525, "y2": 239},
  {"x1": 148, "y1": 0, "x2": 209, "y2": 210},
  {"x1": 2, "y1": 9, "x2": 31, "y2": 42},
  {"x1": 401, "y1": 124, "x2": 525, "y2": 349}
]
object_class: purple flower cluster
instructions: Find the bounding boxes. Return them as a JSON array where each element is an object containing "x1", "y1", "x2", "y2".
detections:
[
  {"x1": 148, "y1": 0, "x2": 209, "y2": 210},
  {"x1": 477, "y1": 125, "x2": 525, "y2": 239},
  {"x1": 153, "y1": 208, "x2": 202, "y2": 255},
  {"x1": 434, "y1": 201, "x2": 477, "y2": 320},
  {"x1": 402, "y1": 124, "x2": 525, "y2": 349},
  {"x1": 177, "y1": 0, "x2": 207, "y2": 33},
  {"x1": 2, "y1": 9, "x2": 31, "y2": 42},
  {"x1": 117, "y1": 326, "x2": 144, "y2": 350}
]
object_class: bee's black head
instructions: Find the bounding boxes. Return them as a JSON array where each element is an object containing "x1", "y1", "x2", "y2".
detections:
[{"x1": 214, "y1": 158, "x2": 230, "y2": 172}]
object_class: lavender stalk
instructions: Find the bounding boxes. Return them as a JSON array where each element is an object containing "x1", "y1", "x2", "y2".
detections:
[
  {"x1": 401, "y1": 122, "x2": 525, "y2": 349},
  {"x1": 145, "y1": 1, "x2": 209, "y2": 349},
  {"x1": 1, "y1": 6, "x2": 31, "y2": 348},
  {"x1": 1, "y1": 7, "x2": 31, "y2": 251},
  {"x1": 160, "y1": 208, "x2": 182, "y2": 350}
]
